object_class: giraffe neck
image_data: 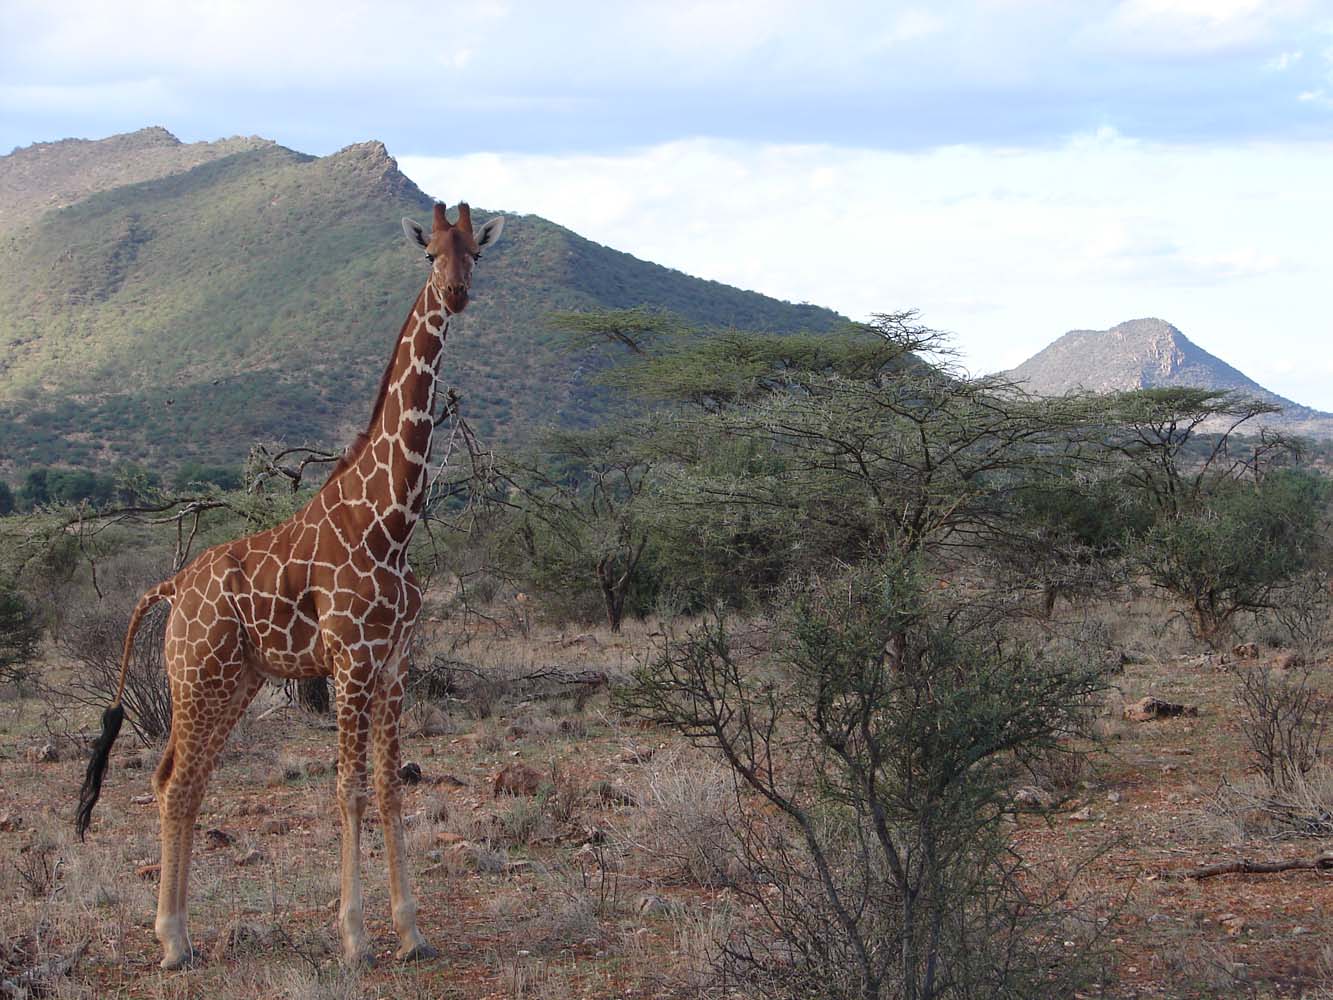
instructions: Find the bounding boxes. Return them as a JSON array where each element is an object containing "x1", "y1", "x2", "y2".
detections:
[{"x1": 336, "y1": 282, "x2": 449, "y2": 547}]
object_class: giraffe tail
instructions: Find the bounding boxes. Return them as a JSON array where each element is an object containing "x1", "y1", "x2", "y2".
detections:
[{"x1": 76, "y1": 579, "x2": 176, "y2": 841}]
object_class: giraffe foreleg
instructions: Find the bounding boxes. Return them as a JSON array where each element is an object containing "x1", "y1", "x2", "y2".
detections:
[{"x1": 371, "y1": 647, "x2": 435, "y2": 961}]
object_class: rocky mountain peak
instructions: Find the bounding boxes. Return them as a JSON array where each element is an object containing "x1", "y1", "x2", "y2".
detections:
[{"x1": 1006, "y1": 318, "x2": 1333, "y2": 438}]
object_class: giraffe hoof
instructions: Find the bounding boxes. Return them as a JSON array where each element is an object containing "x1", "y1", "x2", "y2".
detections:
[
  {"x1": 397, "y1": 942, "x2": 439, "y2": 963},
  {"x1": 160, "y1": 946, "x2": 203, "y2": 971}
]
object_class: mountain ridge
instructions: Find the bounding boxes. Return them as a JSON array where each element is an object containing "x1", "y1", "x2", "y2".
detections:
[{"x1": 0, "y1": 129, "x2": 846, "y2": 474}]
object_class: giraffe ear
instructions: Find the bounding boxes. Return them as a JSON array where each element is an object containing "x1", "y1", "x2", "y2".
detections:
[
  {"x1": 402, "y1": 217, "x2": 429, "y2": 250},
  {"x1": 474, "y1": 216, "x2": 505, "y2": 250}
]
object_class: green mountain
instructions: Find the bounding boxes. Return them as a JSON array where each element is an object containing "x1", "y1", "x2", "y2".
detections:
[{"x1": 0, "y1": 128, "x2": 844, "y2": 474}]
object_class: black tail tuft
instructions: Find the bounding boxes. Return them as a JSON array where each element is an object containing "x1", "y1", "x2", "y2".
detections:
[{"x1": 75, "y1": 703, "x2": 124, "y2": 841}]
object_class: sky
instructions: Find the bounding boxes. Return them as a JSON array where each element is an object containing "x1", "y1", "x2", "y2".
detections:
[{"x1": 3, "y1": 0, "x2": 1332, "y2": 405}]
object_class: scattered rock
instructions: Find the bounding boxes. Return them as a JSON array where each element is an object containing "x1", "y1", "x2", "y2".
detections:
[
  {"x1": 435, "y1": 773, "x2": 468, "y2": 788},
  {"x1": 1218, "y1": 913, "x2": 1245, "y2": 936},
  {"x1": 214, "y1": 919, "x2": 272, "y2": 958},
  {"x1": 234, "y1": 848, "x2": 266, "y2": 867},
  {"x1": 280, "y1": 759, "x2": 304, "y2": 781},
  {"x1": 414, "y1": 705, "x2": 452, "y2": 737},
  {"x1": 1012, "y1": 786, "x2": 1054, "y2": 811},
  {"x1": 260, "y1": 817, "x2": 292, "y2": 836},
  {"x1": 1273, "y1": 650, "x2": 1306, "y2": 671},
  {"x1": 204, "y1": 828, "x2": 234, "y2": 849},
  {"x1": 398, "y1": 762, "x2": 423, "y2": 785},
  {"x1": 1232, "y1": 642, "x2": 1260, "y2": 660},
  {"x1": 558, "y1": 632, "x2": 599, "y2": 648},
  {"x1": 590, "y1": 780, "x2": 638, "y2": 807},
  {"x1": 637, "y1": 894, "x2": 680, "y2": 917},
  {"x1": 445, "y1": 841, "x2": 505, "y2": 873},
  {"x1": 617, "y1": 746, "x2": 659, "y2": 765},
  {"x1": 1106, "y1": 790, "x2": 1122, "y2": 804},
  {"x1": 1122, "y1": 697, "x2": 1198, "y2": 722},
  {"x1": 0, "y1": 812, "x2": 23, "y2": 832},
  {"x1": 135, "y1": 863, "x2": 161, "y2": 880},
  {"x1": 494, "y1": 762, "x2": 545, "y2": 797},
  {"x1": 1067, "y1": 806, "x2": 1095, "y2": 822},
  {"x1": 24, "y1": 743, "x2": 59, "y2": 764},
  {"x1": 1, "y1": 942, "x2": 88, "y2": 998},
  {"x1": 130, "y1": 794, "x2": 154, "y2": 805}
]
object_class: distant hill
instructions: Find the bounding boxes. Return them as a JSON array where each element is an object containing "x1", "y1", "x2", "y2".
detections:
[
  {"x1": 1006, "y1": 318, "x2": 1333, "y2": 439},
  {"x1": 0, "y1": 128, "x2": 845, "y2": 473}
]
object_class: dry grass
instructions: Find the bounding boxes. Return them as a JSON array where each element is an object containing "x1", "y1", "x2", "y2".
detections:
[{"x1": 3, "y1": 596, "x2": 1332, "y2": 998}]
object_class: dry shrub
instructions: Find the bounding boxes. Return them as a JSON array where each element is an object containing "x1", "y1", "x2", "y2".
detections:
[
  {"x1": 1267, "y1": 570, "x2": 1333, "y2": 661},
  {"x1": 1202, "y1": 767, "x2": 1333, "y2": 841},
  {"x1": 1232, "y1": 662, "x2": 1328, "y2": 792},
  {"x1": 620, "y1": 747, "x2": 743, "y2": 887},
  {"x1": 49, "y1": 554, "x2": 173, "y2": 742},
  {"x1": 1024, "y1": 741, "x2": 1090, "y2": 801},
  {"x1": 527, "y1": 895, "x2": 599, "y2": 954}
]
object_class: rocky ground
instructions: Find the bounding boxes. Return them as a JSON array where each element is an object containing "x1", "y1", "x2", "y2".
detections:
[{"x1": 1, "y1": 604, "x2": 1331, "y2": 999}]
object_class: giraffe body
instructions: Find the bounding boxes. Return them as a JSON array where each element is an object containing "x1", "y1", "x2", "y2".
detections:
[{"x1": 76, "y1": 202, "x2": 504, "y2": 969}]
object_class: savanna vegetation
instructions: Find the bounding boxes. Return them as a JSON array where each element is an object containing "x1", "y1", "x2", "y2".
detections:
[{"x1": 2, "y1": 307, "x2": 1331, "y2": 999}]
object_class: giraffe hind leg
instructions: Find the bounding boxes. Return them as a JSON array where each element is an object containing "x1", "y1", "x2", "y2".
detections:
[
  {"x1": 155, "y1": 663, "x2": 265, "y2": 969},
  {"x1": 371, "y1": 648, "x2": 435, "y2": 961}
]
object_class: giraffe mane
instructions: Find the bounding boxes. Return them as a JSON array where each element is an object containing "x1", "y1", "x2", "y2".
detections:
[{"x1": 323, "y1": 286, "x2": 428, "y2": 486}]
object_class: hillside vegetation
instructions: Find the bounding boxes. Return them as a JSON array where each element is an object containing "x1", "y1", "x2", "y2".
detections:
[{"x1": 0, "y1": 129, "x2": 842, "y2": 473}]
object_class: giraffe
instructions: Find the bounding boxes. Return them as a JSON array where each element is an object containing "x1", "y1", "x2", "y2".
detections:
[{"x1": 75, "y1": 201, "x2": 504, "y2": 969}]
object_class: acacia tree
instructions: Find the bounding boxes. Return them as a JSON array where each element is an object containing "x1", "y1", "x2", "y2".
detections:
[
  {"x1": 600, "y1": 312, "x2": 1099, "y2": 598},
  {"x1": 1099, "y1": 389, "x2": 1326, "y2": 647},
  {"x1": 0, "y1": 576, "x2": 40, "y2": 685},
  {"x1": 492, "y1": 427, "x2": 655, "y2": 632}
]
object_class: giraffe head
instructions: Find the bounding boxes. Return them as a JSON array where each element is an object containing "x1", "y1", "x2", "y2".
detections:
[{"x1": 402, "y1": 202, "x2": 504, "y2": 314}]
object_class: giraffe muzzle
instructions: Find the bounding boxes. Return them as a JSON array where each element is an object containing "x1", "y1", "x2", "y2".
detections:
[{"x1": 444, "y1": 287, "x2": 468, "y2": 314}]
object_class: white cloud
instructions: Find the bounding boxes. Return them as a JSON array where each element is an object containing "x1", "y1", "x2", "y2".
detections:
[
  {"x1": 0, "y1": 0, "x2": 503, "y2": 88},
  {"x1": 1092, "y1": 0, "x2": 1311, "y2": 55},
  {"x1": 403, "y1": 133, "x2": 1333, "y2": 407},
  {"x1": 1266, "y1": 49, "x2": 1304, "y2": 70}
]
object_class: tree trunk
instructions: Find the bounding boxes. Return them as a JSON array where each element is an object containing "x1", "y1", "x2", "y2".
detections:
[
  {"x1": 1193, "y1": 598, "x2": 1230, "y2": 651},
  {"x1": 598, "y1": 565, "x2": 624, "y2": 633}
]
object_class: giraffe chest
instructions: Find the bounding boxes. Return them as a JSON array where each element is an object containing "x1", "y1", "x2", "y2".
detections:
[{"x1": 228, "y1": 547, "x2": 420, "y2": 677}]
